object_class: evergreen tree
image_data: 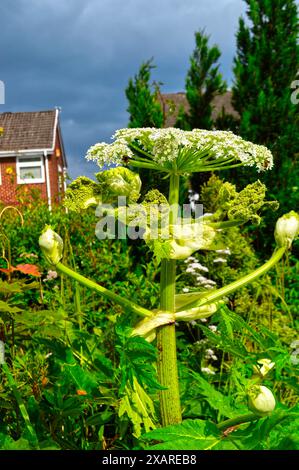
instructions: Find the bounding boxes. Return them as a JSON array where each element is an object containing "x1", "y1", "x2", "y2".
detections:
[
  {"x1": 232, "y1": 0, "x2": 299, "y2": 216},
  {"x1": 125, "y1": 59, "x2": 163, "y2": 128},
  {"x1": 177, "y1": 30, "x2": 227, "y2": 130},
  {"x1": 125, "y1": 60, "x2": 167, "y2": 194}
]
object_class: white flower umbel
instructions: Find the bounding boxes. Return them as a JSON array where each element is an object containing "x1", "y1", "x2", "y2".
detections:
[{"x1": 86, "y1": 127, "x2": 274, "y2": 174}]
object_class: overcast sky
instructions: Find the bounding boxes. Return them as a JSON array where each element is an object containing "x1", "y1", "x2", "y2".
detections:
[{"x1": 0, "y1": 0, "x2": 248, "y2": 179}]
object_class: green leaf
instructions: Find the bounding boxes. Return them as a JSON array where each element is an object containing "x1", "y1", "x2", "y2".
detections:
[
  {"x1": 119, "y1": 378, "x2": 156, "y2": 438},
  {"x1": 142, "y1": 419, "x2": 235, "y2": 450},
  {"x1": 116, "y1": 332, "x2": 163, "y2": 392},
  {"x1": 190, "y1": 371, "x2": 245, "y2": 419},
  {"x1": 0, "y1": 433, "x2": 32, "y2": 450},
  {"x1": 0, "y1": 300, "x2": 22, "y2": 314}
]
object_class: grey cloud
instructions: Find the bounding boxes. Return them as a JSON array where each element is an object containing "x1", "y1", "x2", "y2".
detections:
[{"x1": 0, "y1": 0, "x2": 248, "y2": 179}]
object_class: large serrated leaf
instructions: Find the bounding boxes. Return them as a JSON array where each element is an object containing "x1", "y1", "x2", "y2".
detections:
[
  {"x1": 143, "y1": 419, "x2": 235, "y2": 450},
  {"x1": 190, "y1": 371, "x2": 245, "y2": 419}
]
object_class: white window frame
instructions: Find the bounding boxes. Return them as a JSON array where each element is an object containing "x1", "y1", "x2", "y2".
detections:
[{"x1": 16, "y1": 154, "x2": 45, "y2": 184}]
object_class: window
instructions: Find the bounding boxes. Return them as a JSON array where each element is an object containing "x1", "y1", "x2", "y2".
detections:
[{"x1": 17, "y1": 155, "x2": 45, "y2": 184}]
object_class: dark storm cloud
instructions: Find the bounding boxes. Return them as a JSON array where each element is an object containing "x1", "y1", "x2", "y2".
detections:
[{"x1": 0, "y1": 0, "x2": 246, "y2": 178}]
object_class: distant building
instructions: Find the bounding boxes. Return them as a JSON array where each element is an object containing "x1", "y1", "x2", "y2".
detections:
[
  {"x1": 158, "y1": 91, "x2": 239, "y2": 127},
  {"x1": 0, "y1": 109, "x2": 67, "y2": 208}
]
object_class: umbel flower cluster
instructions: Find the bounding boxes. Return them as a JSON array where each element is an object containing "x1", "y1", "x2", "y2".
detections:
[{"x1": 86, "y1": 127, "x2": 274, "y2": 173}]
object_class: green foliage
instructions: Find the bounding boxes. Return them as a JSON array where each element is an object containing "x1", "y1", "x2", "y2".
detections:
[
  {"x1": 232, "y1": 0, "x2": 299, "y2": 246},
  {"x1": 142, "y1": 419, "x2": 231, "y2": 450},
  {"x1": 0, "y1": 180, "x2": 297, "y2": 450},
  {"x1": 142, "y1": 406, "x2": 299, "y2": 450},
  {"x1": 178, "y1": 30, "x2": 227, "y2": 130},
  {"x1": 125, "y1": 58, "x2": 163, "y2": 128}
]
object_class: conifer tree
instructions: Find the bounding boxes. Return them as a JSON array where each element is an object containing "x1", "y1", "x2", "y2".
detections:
[
  {"x1": 177, "y1": 30, "x2": 227, "y2": 130},
  {"x1": 125, "y1": 59, "x2": 163, "y2": 128},
  {"x1": 232, "y1": 0, "x2": 299, "y2": 216}
]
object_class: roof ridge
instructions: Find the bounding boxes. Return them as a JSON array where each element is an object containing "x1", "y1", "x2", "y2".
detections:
[{"x1": 0, "y1": 109, "x2": 56, "y2": 116}]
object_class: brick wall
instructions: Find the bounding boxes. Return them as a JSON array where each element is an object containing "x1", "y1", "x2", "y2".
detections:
[
  {"x1": 0, "y1": 130, "x2": 66, "y2": 206},
  {"x1": 0, "y1": 157, "x2": 47, "y2": 205},
  {"x1": 48, "y1": 129, "x2": 66, "y2": 203}
]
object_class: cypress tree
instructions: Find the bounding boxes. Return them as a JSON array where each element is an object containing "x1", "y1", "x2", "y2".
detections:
[
  {"x1": 177, "y1": 30, "x2": 227, "y2": 130},
  {"x1": 232, "y1": 0, "x2": 299, "y2": 216},
  {"x1": 125, "y1": 59, "x2": 163, "y2": 128}
]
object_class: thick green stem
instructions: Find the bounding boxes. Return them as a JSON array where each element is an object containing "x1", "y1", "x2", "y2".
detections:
[
  {"x1": 217, "y1": 412, "x2": 258, "y2": 431},
  {"x1": 182, "y1": 246, "x2": 287, "y2": 311},
  {"x1": 157, "y1": 174, "x2": 182, "y2": 426},
  {"x1": 55, "y1": 262, "x2": 152, "y2": 319}
]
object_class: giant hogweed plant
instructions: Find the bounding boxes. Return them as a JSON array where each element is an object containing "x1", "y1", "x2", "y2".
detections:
[{"x1": 39, "y1": 128, "x2": 299, "y2": 436}]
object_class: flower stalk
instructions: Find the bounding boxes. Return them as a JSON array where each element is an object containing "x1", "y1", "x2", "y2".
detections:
[
  {"x1": 181, "y1": 246, "x2": 287, "y2": 312},
  {"x1": 55, "y1": 262, "x2": 152, "y2": 319}
]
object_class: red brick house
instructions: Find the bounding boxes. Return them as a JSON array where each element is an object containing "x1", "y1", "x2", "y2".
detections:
[{"x1": 0, "y1": 109, "x2": 67, "y2": 208}]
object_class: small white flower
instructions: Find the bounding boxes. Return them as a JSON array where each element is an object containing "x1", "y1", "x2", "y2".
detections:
[
  {"x1": 213, "y1": 257, "x2": 227, "y2": 263},
  {"x1": 43, "y1": 270, "x2": 58, "y2": 282},
  {"x1": 208, "y1": 325, "x2": 217, "y2": 332},
  {"x1": 200, "y1": 318, "x2": 208, "y2": 323},
  {"x1": 290, "y1": 350, "x2": 299, "y2": 365},
  {"x1": 201, "y1": 367, "x2": 215, "y2": 375},
  {"x1": 205, "y1": 348, "x2": 215, "y2": 358},
  {"x1": 182, "y1": 287, "x2": 190, "y2": 293},
  {"x1": 215, "y1": 248, "x2": 231, "y2": 255},
  {"x1": 186, "y1": 267, "x2": 196, "y2": 274},
  {"x1": 196, "y1": 275, "x2": 208, "y2": 282},
  {"x1": 189, "y1": 262, "x2": 209, "y2": 272}
]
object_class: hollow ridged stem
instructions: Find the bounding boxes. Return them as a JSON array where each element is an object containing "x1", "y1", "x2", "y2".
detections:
[
  {"x1": 157, "y1": 173, "x2": 182, "y2": 426},
  {"x1": 55, "y1": 262, "x2": 152, "y2": 319}
]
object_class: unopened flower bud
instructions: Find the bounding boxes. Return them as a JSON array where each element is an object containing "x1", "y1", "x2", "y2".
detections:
[
  {"x1": 248, "y1": 385, "x2": 276, "y2": 417},
  {"x1": 275, "y1": 211, "x2": 299, "y2": 248},
  {"x1": 96, "y1": 167, "x2": 141, "y2": 203},
  {"x1": 39, "y1": 226, "x2": 63, "y2": 265}
]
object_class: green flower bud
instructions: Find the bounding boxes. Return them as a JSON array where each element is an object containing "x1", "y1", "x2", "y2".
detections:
[
  {"x1": 64, "y1": 176, "x2": 102, "y2": 212},
  {"x1": 168, "y1": 223, "x2": 221, "y2": 260},
  {"x1": 275, "y1": 211, "x2": 299, "y2": 248},
  {"x1": 39, "y1": 226, "x2": 63, "y2": 266},
  {"x1": 96, "y1": 167, "x2": 141, "y2": 203},
  {"x1": 248, "y1": 385, "x2": 276, "y2": 417}
]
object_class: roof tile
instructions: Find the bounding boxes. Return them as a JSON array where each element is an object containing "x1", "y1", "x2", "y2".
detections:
[{"x1": 0, "y1": 110, "x2": 56, "y2": 151}]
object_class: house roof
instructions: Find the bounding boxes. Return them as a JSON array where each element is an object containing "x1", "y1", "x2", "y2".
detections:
[
  {"x1": 0, "y1": 109, "x2": 57, "y2": 152},
  {"x1": 159, "y1": 91, "x2": 239, "y2": 127}
]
